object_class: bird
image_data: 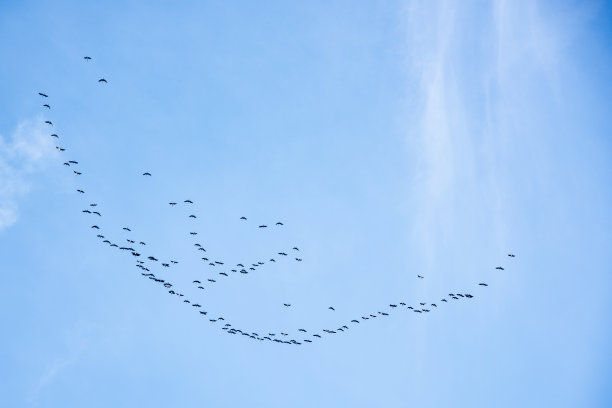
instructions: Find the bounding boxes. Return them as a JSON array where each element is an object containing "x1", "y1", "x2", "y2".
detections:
[
  {"x1": 313, "y1": 334, "x2": 321, "y2": 338},
  {"x1": 91, "y1": 225, "x2": 99, "y2": 229},
  {"x1": 295, "y1": 258, "x2": 302, "y2": 262},
  {"x1": 298, "y1": 329, "x2": 306, "y2": 332},
  {"x1": 162, "y1": 263, "x2": 169, "y2": 267},
  {"x1": 283, "y1": 304, "x2": 291, "y2": 307},
  {"x1": 93, "y1": 211, "x2": 101, "y2": 216},
  {"x1": 98, "y1": 78, "x2": 107, "y2": 83},
  {"x1": 77, "y1": 189, "x2": 85, "y2": 194},
  {"x1": 276, "y1": 222, "x2": 283, "y2": 226},
  {"x1": 74, "y1": 171, "x2": 82, "y2": 175},
  {"x1": 51, "y1": 134, "x2": 58, "y2": 138},
  {"x1": 207, "y1": 279, "x2": 216, "y2": 283},
  {"x1": 63, "y1": 162, "x2": 70, "y2": 166},
  {"x1": 258, "y1": 225, "x2": 267, "y2": 228},
  {"x1": 278, "y1": 252, "x2": 287, "y2": 256},
  {"x1": 328, "y1": 306, "x2": 335, "y2": 311},
  {"x1": 123, "y1": 227, "x2": 131, "y2": 231},
  {"x1": 351, "y1": 320, "x2": 359, "y2": 323},
  {"x1": 82, "y1": 210, "x2": 91, "y2": 214},
  {"x1": 293, "y1": 247, "x2": 299, "y2": 251},
  {"x1": 139, "y1": 242, "x2": 146, "y2": 245},
  {"x1": 193, "y1": 280, "x2": 201, "y2": 284},
  {"x1": 219, "y1": 272, "x2": 228, "y2": 276},
  {"x1": 479, "y1": 283, "x2": 488, "y2": 286},
  {"x1": 184, "y1": 200, "x2": 193, "y2": 204},
  {"x1": 169, "y1": 202, "x2": 177, "y2": 206},
  {"x1": 508, "y1": 254, "x2": 516, "y2": 257},
  {"x1": 142, "y1": 172, "x2": 151, "y2": 176},
  {"x1": 431, "y1": 303, "x2": 437, "y2": 307},
  {"x1": 417, "y1": 275, "x2": 424, "y2": 279},
  {"x1": 56, "y1": 147, "x2": 65, "y2": 151},
  {"x1": 89, "y1": 203, "x2": 97, "y2": 206},
  {"x1": 45, "y1": 121, "x2": 53, "y2": 126},
  {"x1": 84, "y1": 56, "x2": 92, "y2": 60},
  {"x1": 38, "y1": 92, "x2": 48, "y2": 97},
  {"x1": 170, "y1": 260, "x2": 177, "y2": 264},
  {"x1": 69, "y1": 161, "x2": 78, "y2": 164},
  {"x1": 390, "y1": 304, "x2": 397, "y2": 308},
  {"x1": 496, "y1": 266, "x2": 505, "y2": 270},
  {"x1": 43, "y1": 104, "x2": 50, "y2": 109},
  {"x1": 190, "y1": 232, "x2": 197, "y2": 235},
  {"x1": 189, "y1": 215, "x2": 196, "y2": 218},
  {"x1": 240, "y1": 216, "x2": 247, "y2": 220}
]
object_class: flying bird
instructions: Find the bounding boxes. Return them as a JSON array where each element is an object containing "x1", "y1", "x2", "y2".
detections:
[
  {"x1": 169, "y1": 202, "x2": 177, "y2": 206},
  {"x1": 45, "y1": 121, "x2": 53, "y2": 126},
  {"x1": 91, "y1": 225, "x2": 99, "y2": 229},
  {"x1": 123, "y1": 227, "x2": 131, "y2": 231},
  {"x1": 240, "y1": 216, "x2": 247, "y2": 220},
  {"x1": 43, "y1": 104, "x2": 50, "y2": 109},
  {"x1": 508, "y1": 254, "x2": 516, "y2": 257},
  {"x1": 184, "y1": 200, "x2": 193, "y2": 204},
  {"x1": 38, "y1": 92, "x2": 48, "y2": 97},
  {"x1": 74, "y1": 171, "x2": 82, "y2": 175},
  {"x1": 496, "y1": 266, "x2": 505, "y2": 270},
  {"x1": 98, "y1": 78, "x2": 107, "y2": 83},
  {"x1": 479, "y1": 283, "x2": 488, "y2": 286},
  {"x1": 142, "y1": 172, "x2": 151, "y2": 176},
  {"x1": 417, "y1": 275, "x2": 424, "y2": 279},
  {"x1": 51, "y1": 134, "x2": 58, "y2": 138},
  {"x1": 293, "y1": 247, "x2": 299, "y2": 251},
  {"x1": 276, "y1": 222, "x2": 283, "y2": 225},
  {"x1": 189, "y1": 215, "x2": 196, "y2": 218},
  {"x1": 283, "y1": 304, "x2": 291, "y2": 307},
  {"x1": 56, "y1": 146, "x2": 65, "y2": 151},
  {"x1": 84, "y1": 56, "x2": 92, "y2": 60},
  {"x1": 328, "y1": 306, "x2": 335, "y2": 311},
  {"x1": 258, "y1": 225, "x2": 267, "y2": 228}
]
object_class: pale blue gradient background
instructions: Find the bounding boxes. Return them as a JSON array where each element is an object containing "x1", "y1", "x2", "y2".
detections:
[{"x1": 1, "y1": 1, "x2": 611, "y2": 407}]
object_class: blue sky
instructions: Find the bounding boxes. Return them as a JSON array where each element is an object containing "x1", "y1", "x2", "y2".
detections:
[{"x1": 1, "y1": 1, "x2": 611, "y2": 407}]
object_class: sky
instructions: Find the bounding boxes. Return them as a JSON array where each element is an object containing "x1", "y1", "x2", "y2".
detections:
[{"x1": 1, "y1": 0, "x2": 611, "y2": 407}]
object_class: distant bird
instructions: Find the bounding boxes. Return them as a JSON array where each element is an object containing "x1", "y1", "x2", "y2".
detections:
[
  {"x1": 207, "y1": 279, "x2": 216, "y2": 283},
  {"x1": 123, "y1": 227, "x2": 131, "y2": 231},
  {"x1": 479, "y1": 283, "x2": 488, "y2": 286},
  {"x1": 169, "y1": 202, "x2": 177, "y2": 206},
  {"x1": 295, "y1": 258, "x2": 303, "y2": 262},
  {"x1": 45, "y1": 121, "x2": 53, "y2": 126},
  {"x1": 390, "y1": 304, "x2": 397, "y2": 308},
  {"x1": 43, "y1": 104, "x2": 50, "y2": 109},
  {"x1": 298, "y1": 329, "x2": 306, "y2": 332},
  {"x1": 91, "y1": 225, "x2": 99, "y2": 229},
  {"x1": 278, "y1": 252, "x2": 287, "y2": 256},
  {"x1": 293, "y1": 247, "x2": 299, "y2": 251},
  {"x1": 56, "y1": 146, "x2": 65, "y2": 151},
  {"x1": 93, "y1": 211, "x2": 101, "y2": 216},
  {"x1": 441, "y1": 299, "x2": 448, "y2": 302},
  {"x1": 51, "y1": 134, "x2": 58, "y2": 138},
  {"x1": 162, "y1": 263, "x2": 169, "y2": 267},
  {"x1": 328, "y1": 306, "x2": 335, "y2": 311},
  {"x1": 193, "y1": 280, "x2": 201, "y2": 284},
  {"x1": 184, "y1": 200, "x2": 193, "y2": 204},
  {"x1": 240, "y1": 216, "x2": 247, "y2": 220},
  {"x1": 431, "y1": 303, "x2": 437, "y2": 307},
  {"x1": 417, "y1": 275, "x2": 424, "y2": 279},
  {"x1": 38, "y1": 92, "x2": 48, "y2": 97},
  {"x1": 283, "y1": 304, "x2": 291, "y2": 307},
  {"x1": 496, "y1": 266, "x2": 505, "y2": 270},
  {"x1": 276, "y1": 222, "x2": 283, "y2": 226},
  {"x1": 508, "y1": 254, "x2": 516, "y2": 257},
  {"x1": 74, "y1": 171, "x2": 82, "y2": 175},
  {"x1": 143, "y1": 172, "x2": 151, "y2": 176},
  {"x1": 63, "y1": 162, "x2": 70, "y2": 166},
  {"x1": 84, "y1": 56, "x2": 92, "y2": 60},
  {"x1": 190, "y1": 232, "x2": 197, "y2": 235},
  {"x1": 269, "y1": 258, "x2": 275, "y2": 262},
  {"x1": 351, "y1": 320, "x2": 359, "y2": 323},
  {"x1": 258, "y1": 225, "x2": 267, "y2": 228},
  {"x1": 82, "y1": 210, "x2": 91, "y2": 214},
  {"x1": 219, "y1": 272, "x2": 228, "y2": 276},
  {"x1": 90, "y1": 203, "x2": 97, "y2": 206},
  {"x1": 69, "y1": 161, "x2": 78, "y2": 164},
  {"x1": 77, "y1": 189, "x2": 84, "y2": 193},
  {"x1": 98, "y1": 78, "x2": 107, "y2": 83},
  {"x1": 170, "y1": 260, "x2": 177, "y2": 264},
  {"x1": 313, "y1": 334, "x2": 321, "y2": 338},
  {"x1": 139, "y1": 242, "x2": 146, "y2": 245},
  {"x1": 189, "y1": 215, "x2": 196, "y2": 218}
]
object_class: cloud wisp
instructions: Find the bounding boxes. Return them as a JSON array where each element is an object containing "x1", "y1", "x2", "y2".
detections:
[{"x1": 0, "y1": 117, "x2": 56, "y2": 231}]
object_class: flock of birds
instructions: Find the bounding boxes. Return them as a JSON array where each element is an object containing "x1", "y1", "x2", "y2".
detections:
[{"x1": 38, "y1": 55, "x2": 516, "y2": 346}]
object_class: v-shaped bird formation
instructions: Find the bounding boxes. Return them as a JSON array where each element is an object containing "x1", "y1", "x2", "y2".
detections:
[{"x1": 36, "y1": 55, "x2": 517, "y2": 346}]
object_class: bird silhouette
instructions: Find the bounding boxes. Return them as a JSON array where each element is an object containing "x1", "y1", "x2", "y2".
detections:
[
  {"x1": 43, "y1": 104, "x2": 50, "y2": 109},
  {"x1": 479, "y1": 283, "x2": 488, "y2": 286},
  {"x1": 98, "y1": 78, "x2": 107, "y2": 83},
  {"x1": 496, "y1": 266, "x2": 505, "y2": 270},
  {"x1": 184, "y1": 200, "x2": 193, "y2": 204},
  {"x1": 508, "y1": 254, "x2": 516, "y2": 257},
  {"x1": 51, "y1": 134, "x2": 58, "y2": 138},
  {"x1": 142, "y1": 172, "x2": 151, "y2": 176},
  {"x1": 328, "y1": 306, "x2": 335, "y2": 311},
  {"x1": 38, "y1": 92, "x2": 48, "y2": 97},
  {"x1": 84, "y1": 56, "x2": 92, "y2": 60}
]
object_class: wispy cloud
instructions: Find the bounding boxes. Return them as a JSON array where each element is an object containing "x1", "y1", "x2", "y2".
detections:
[
  {"x1": 0, "y1": 117, "x2": 56, "y2": 231},
  {"x1": 402, "y1": 0, "x2": 586, "y2": 269}
]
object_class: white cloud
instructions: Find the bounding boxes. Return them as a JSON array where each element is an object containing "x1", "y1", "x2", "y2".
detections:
[{"x1": 0, "y1": 117, "x2": 56, "y2": 231}]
